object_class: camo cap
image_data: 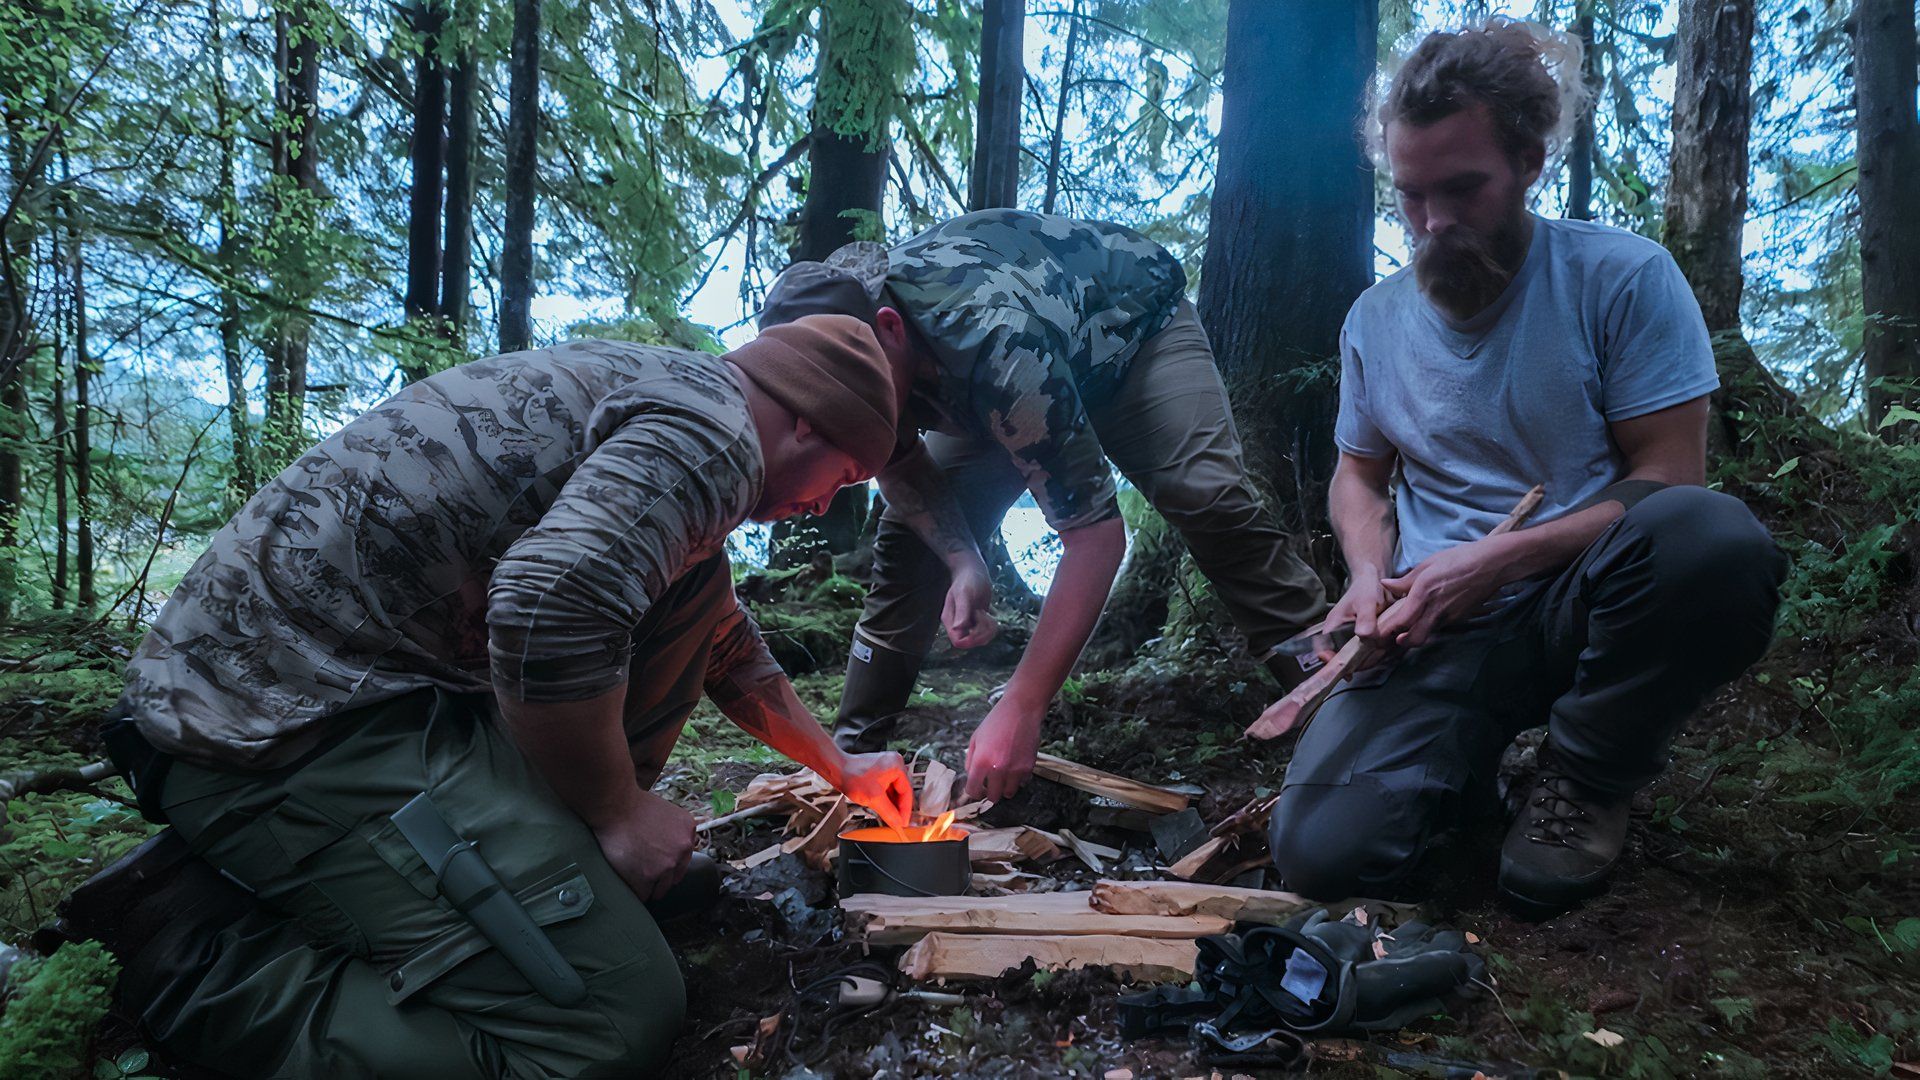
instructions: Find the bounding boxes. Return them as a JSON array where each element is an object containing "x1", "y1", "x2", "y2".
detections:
[{"x1": 759, "y1": 241, "x2": 891, "y2": 328}]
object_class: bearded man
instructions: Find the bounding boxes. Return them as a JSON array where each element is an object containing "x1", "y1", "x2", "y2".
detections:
[{"x1": 1263, "y1": 21, "x2": 1787, "y2": 915}]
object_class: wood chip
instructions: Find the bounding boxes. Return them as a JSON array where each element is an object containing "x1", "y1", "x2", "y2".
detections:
[
  {"x1": 841, "y1": 892, "x2": 1232, "y2": 946},
  {"x1": 919, "y1": 760, "x2": 957, "y2": 820},
  {"x1": 1168, "y1": 835, "x2": 1233, "y2": 881},
  {"x1": 1031, "y1": 752, "x2": 1191, "y2": 815},
  {"x1": 730, "y1": 842, "x2": 785, "y2": 871},
  {"x1": 900, "y1": 932, "x2": 1197, "y2": 983},
  {"x1": 782, "y1": 796, "x2": 852, "y2": 872},
  {"x1": 1057, "y1": 828, "x2": 1118, "y2": 873},
  {"x1": 1582, "y1": 1028, "x2": 1626, "y2": 1049}
]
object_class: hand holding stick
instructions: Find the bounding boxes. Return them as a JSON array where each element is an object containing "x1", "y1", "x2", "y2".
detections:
[{"x1": 1246, "y1": 485, "x2": 1545, "y2": 742}]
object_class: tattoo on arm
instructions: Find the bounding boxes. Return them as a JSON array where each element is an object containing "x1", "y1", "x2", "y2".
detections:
[{"x1": 881, "y1": 451, "x2": 982, "y2": 563}]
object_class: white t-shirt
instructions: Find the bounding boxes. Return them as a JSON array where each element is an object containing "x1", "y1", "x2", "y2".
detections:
[{"x1": 1336, "y1": 216, "x2": 1718, "y2": 574}]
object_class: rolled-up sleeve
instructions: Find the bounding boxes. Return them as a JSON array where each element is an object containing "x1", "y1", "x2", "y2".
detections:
[{"x1": 488, "y1": 411, "x2": 759, "y2": 702}]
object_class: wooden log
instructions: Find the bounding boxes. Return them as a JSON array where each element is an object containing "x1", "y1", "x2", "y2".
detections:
[
  {"x1": 1031, "y1": 753, "x2": 1191, "y2": 815},
  {"x1": 1089, "y1": 879, "x2": 1414, "y2": 925},
  {"x1": 1246, "y1": 485, "x2": 1545, "y2": 742},
  {"x1": 843, "y1": 891, "x2": 1231, "y2": 946},
  {"x1": 900, "y1": 931, "x2": 1197, "y2": 983}
]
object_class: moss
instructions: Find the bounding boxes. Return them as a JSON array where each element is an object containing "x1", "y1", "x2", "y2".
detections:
[{"x1": 0, "y1": 941, "x2": 119, "y2": 1079}]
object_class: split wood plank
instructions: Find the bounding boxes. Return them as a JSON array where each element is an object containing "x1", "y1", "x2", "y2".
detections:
[
  {"x1": 1167, "y1": 835, "x2": 1233, "y2": 881},
  {"x1": 1031, "y1": 753, "x2": 1191, "y2": 815},
  {"x1": 900, "y1": 931, "x2": 1197, "y2": 983},
  {"x1": 1089, "y1": 880, "x2": 1416, "y2": 925},
  {"x1": 842, "y1": 892, "x2": 1231, "y2": 946}
]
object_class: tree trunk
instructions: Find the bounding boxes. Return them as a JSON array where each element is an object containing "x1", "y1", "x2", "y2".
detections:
[
  {"x1": 1566, "y1": 7, "x2": 1598, "y2": 221},
  {"x1": 1041, "y1": 1, "x2": 1080, "y2": 215},
  {"x1": 441, "y1": 42, "x2": 476, "y2": 334},
  {"x1": 210, "y1": 0, "x2": 254, "y2": 500},
  {"x1": 1853, "y1": 0, "x2": 1920, "y2": 437},
  {"x1": 405, "y1": 0, "x2": 447, "y2": 339},
  {"x1": 499, "y1": 0, "x2": 540, "y2": 353},
  {"x1": 0, "y1": 120, "x2": 41, "y2": 612},
  {"x1": 52, "y1": 346, "x2": 68, "y2": 609},
  {"x1": 1197, "y1": 0, "x2": 1375, "y2": 535},
  {"x1": 969, "y1": 0, "x2": 1023, "y2": 212},
  {"x1": 1663, "y1": 0, "x2": 1809, "y2": 455},
  {"x1": 263, "y1": 0, "x2": 321, "y2": 460},
  {"x1": 73, "y1": 231, "x2": 93, "y2": 610}
]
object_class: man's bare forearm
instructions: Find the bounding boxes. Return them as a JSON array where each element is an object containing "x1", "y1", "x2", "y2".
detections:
[
  {"x1": 877, "y1": 445, "x2": 987, "y2": 573},
  {"x1": 497, "y1": 685, "x2": 644, "y2": 827},
  {"x1": 718, "y1": 676, "x2": 846, "y2": 784},
  {"x1": 1329, "y1": 458, "x2": 1397, "y2": 579},
  {"x1": 1002, "y1": 515, "x2": 1127, "y2": 707}
]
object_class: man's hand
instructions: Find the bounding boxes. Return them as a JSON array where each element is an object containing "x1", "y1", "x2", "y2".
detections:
[
  {"x1": 591, "y1": 791, "x2": 696, "y2": 902},
  {"x1": 1374, "y1": 535, "x2": 1512, "y2": 648},
  {"x1": 1325, "y1": 565, "x2": 1392, "y2": 656},
  {"x1": 836, "y1": 750, "x2": 914, "y2": 830},
  {"x1": 942, "y1": 562, "x2": 998, "y2": 649},
  {"x1": 963, "y1": 693, "x2": 1045, "y2": 802}
]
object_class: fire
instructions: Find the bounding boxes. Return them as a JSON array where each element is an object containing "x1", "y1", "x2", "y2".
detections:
[
  {"x1": 925, "y1": 810, "x2": 957, "y2": 841},
  {"x1": 840, "y1": 810, "x2": 966, "y2": 845}
]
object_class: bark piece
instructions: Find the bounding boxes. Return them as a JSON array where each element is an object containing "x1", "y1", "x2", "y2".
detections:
[
  {"x1": 1031, "y1": 753, "x2": 1190, "y2": 815},
  {"x1": 783, "y1": 796, "x2": 852, "y2": 872},
  {"x1": 919, "y1": 760, "x2": 957, "y2": 821},
  {"x1": 966, "y1": 826, "x2": 1065, "y2": 865},
  {"x1": 899, "y1": 932, "x2": 1198, "y2": 983},
  {"x1": 843, "y1": 892, "x2": 1231, "y2": 947}
]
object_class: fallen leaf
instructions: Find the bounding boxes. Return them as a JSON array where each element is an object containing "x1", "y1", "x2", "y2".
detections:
[{"x1": 1582, "y1": 1028, "x2": 1626, "y2": 1049}]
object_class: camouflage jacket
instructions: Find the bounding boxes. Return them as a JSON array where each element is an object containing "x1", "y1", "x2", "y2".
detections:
[
  {"x1": 121, "y1": 342, "x2": 784, "y2": 770},
  {"x1": 887, "y1": 209, "x2": 1186, "y2": 531}
]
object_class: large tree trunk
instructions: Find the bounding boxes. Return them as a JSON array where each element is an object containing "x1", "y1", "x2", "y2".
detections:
[
  {"x1": 441, "y1": 42, "x2": 476, "y2": 335},
  {"x1": 1663, "y1": 0, "x2": 1807, "y2": 456},
  {"x1": 1853, "y1": 0, "x2": 1920, "y2": 437},
  {"x1": 405, "y1": 0, "x2": 447, "y2": 348},
  {"x1": 1566, "y1": 7, "x2": 1599, "y2": 221},
  {"x1": 1198, "y1": 0, "x2": 1375, "y2": 536},
  {"x1": 0, "y1": 118, "x2": 42, "y2": 614},
  {"x1": 775, "y1": 0, "x2": 905, "y2": 566},
  {"x1": 969, "y1": 0, "x2": 1023, "y2": 212},
  {"x1": 499, "y1": 0, "x2": 540, "y2": 354},
  {"x1": 263, "y1": 0, "x2": 321, "y2": 461},
  {"x1": 52, "y1": 356, "x2": 67, "y2": 609}
]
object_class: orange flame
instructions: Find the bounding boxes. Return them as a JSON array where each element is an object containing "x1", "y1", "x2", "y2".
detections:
[
  {"x1": 926, "y1": 810, "x2": 958, "y2": 841},
  {"x1": 840, "y1": 810, "x2": 966, "y2": 845}
]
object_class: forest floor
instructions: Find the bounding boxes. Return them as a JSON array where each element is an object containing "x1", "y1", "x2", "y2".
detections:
[{"x1": 647, "y1": 612, "x2": 1920, "y2": 1080}]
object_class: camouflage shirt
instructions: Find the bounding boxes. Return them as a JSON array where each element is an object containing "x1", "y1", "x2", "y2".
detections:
[
  {"x1": 886, "y1": 209, "x2": 1187, "y2": 531},
  {"x1": 121, "y1": 341, "x2": 784, "y2": 770}
]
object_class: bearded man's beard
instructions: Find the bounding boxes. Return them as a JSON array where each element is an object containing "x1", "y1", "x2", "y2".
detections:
[{"x1": 1413, "y1": 211, "x2": 1529, "y2": 321}]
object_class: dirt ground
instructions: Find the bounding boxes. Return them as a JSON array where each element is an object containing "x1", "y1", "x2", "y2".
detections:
[{"x1": 654, "y1": 640, "x2": 1920, "y2": 1080}]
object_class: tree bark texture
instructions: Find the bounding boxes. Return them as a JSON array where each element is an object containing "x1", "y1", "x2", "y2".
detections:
[
  {"x1": 969, "y1": 0, "x2": 1023, "y2": 211},
  {"x1": 263, "y1": 0, "x2": 321, "y2": 457},
  {"x1": 210, "y1": 0, "x2": 254, "y2": 499},
  {"x1": 792, "y1": 128, "x2": 889, "y2": 262},
  {"x1": 72, "y1": 213, "x2": 93, "y2": 609},
  {"x1": 442, "y1": 44, "x2": 476, "y2": 332},
  {"x1": 405, "y1": 0, "x2": 447, "y2": 327},
  {"x1": 1665, "y1": 0, "x2": 1753, "y2": 335},
  {"x1": 1041, "y1": 2, "x2": 1080, "y2": 215},
  {"x1": 499, "y1": 0, "x2": 539, "y2": 353},
  {"x1": 1853, "y1": 0, "x2": 1920, "y2": 434},
  {"x1": 1197, "y1": 0, "x2": 1376, "y2": 533}
]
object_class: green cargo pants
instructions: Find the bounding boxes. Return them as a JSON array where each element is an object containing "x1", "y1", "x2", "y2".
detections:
[{"x1": 135, "y1": 556, "x2": 746, "y2": 1078}]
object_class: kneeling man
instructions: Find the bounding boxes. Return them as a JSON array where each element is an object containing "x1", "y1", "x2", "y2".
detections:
[
  {"x1": 1266, "y1": 21, "x2": 1787, "y2": 915},
  {"x1": 103, "y1": 316, "x2": 911, "y2": 1077}
]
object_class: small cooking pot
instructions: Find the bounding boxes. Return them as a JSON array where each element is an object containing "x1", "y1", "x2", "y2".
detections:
[{"x1": 837, "y1": 826, "x2": 971, "y2": 897}]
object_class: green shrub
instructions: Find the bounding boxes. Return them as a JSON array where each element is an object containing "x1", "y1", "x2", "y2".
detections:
[{"x1": 0, "y1": 941, "x2": 119, "y2": 1080}]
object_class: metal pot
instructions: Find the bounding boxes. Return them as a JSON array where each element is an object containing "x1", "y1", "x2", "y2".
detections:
[{"x1": 836, "y1": 826, "x2": 971, "y2": 897}]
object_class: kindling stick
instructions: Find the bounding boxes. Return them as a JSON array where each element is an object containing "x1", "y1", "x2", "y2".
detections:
[{"x1": 1245, "y1": 485, "x2": 1545, "y2": 742}]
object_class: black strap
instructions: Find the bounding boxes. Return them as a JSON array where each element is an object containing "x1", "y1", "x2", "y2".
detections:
[{"x1": 100, "y1": 710, "x2": 172, "y2": 826}]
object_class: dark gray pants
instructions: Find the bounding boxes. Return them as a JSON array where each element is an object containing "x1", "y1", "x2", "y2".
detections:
[{"x1": 1268, "y1": 487, "x2": 1788, "y2": 901}]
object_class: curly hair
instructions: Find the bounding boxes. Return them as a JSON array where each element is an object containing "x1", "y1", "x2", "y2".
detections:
[{"x1": 1366, "y1": 18, "x2": 1590, "y2": 166}]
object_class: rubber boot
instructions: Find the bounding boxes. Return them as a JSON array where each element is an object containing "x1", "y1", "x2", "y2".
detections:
[{"x1": 832, "y1": 638, "x2": 924, "y2": 754}]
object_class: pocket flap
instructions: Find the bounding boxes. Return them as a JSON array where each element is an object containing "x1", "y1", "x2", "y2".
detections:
[{"x1": 383, "y1": 864, "x2": 594, "y2": 1005}]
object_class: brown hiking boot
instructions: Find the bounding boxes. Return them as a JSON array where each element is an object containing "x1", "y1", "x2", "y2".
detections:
[{"x1": 1498, "y1": 743, "x2": 1633, "y2": 917}]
